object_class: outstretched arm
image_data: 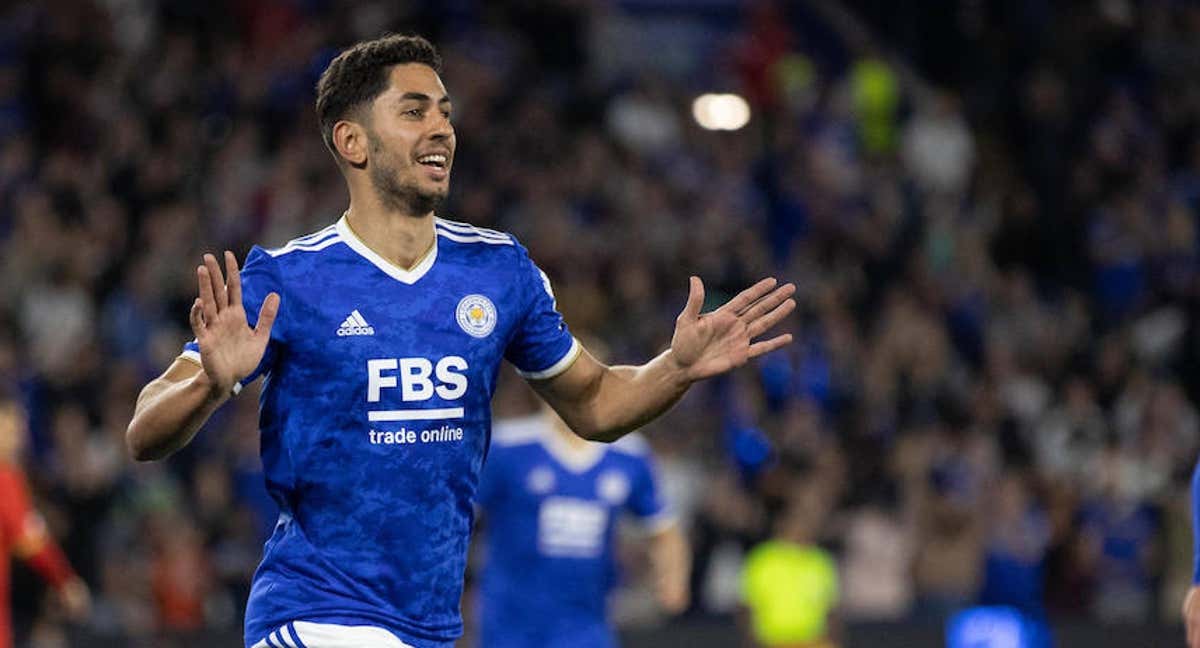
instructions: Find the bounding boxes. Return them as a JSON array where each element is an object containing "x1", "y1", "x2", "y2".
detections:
[
  {"x1": 126, "y1": 358, "x2": 227, "y2": 461},
  {"x1": 533, "y1": 276, "x2": 795, "y2": 442},
  {"x1": 126, "y1": 252, "x2": 279, "y2": 461}
]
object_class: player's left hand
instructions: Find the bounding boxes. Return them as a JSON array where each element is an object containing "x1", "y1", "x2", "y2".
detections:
[
  {"x1": 56, "y1": 576, "x2": 91, "y2": 621},
  {"x1": 669, "y1": 276, "x2": 795, "y2": 382}
]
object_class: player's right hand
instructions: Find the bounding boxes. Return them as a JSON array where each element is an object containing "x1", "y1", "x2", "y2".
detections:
[
  {"x1": 189, "y1": 251, "x2": 280, "y2": 396},
  {"x1": 1184, "y1": 585, "x2": 1200, "y2": 647}
]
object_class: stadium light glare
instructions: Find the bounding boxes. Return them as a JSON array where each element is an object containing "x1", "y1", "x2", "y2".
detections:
[{"x1": 692, "y1": 93, "x2": 751, "y2": 131}]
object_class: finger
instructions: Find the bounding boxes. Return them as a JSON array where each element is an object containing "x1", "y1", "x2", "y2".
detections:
[
  {"x1": 254, "y1": 292, "x2": 281, "y2": 336},
  {"x1": 679, "y1": 276, "x2": 705, "y2": 322},
  {"x1": 196, "y1": 265, "x2": 218, "y2": 323},
  {"x1": 747, "y1": 298, "x2": 797, "y2": 338},
  {"x1": 720, "y1": 277, "x2": 778, "y2": 315},
  {"x1": 188, "y1": 298, "x2": 206, "y2": 337},
  {"x1": 740, "y1": 283, "x2": 797, "y2": 323},
  {"x1": 747, "y1": 333, "x2": 793, "y2": 359},
  {"x1": 203, "y1": 253, "x2": 228, "y2": 310},
  {"x1": 225, "y1": 251, "x2": 242, "y2": 308}
]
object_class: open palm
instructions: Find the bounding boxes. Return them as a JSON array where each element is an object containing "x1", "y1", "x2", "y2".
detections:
[
  {"x1": 670, "y1": 276, "x2": 796, "y2": 382},
  {"x1": 188, "y1": 252, "x2": 280, "y2": 395}
]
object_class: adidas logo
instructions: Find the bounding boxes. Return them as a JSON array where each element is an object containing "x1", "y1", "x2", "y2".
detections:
[{"x1": 337, "y1": 310, "x2": 375, "y2": 336}]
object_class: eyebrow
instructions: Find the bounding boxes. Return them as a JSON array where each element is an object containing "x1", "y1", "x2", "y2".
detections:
[{"x1": 398, "y1": 92, "x2": 452, "y2": 105}]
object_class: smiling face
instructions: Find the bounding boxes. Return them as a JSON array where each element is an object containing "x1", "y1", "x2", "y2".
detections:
[{"x1": 358, "y1": 64, "x2": 455, "y2": 215}]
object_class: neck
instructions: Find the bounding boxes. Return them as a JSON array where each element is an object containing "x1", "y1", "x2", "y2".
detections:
[
  {"x1": 344, "y1": 190, "x2": 436, "y2": 270},
  {"x1": 549, "y1": 414, "x2": 592, "y2": 451}
]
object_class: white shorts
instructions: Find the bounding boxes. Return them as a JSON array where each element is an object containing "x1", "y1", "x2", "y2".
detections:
[{"x1": 250, "y1": 621, "x2": 415, "y2": 648}]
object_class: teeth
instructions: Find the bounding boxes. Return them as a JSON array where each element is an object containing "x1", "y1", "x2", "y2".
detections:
[{"x1": 417, "y1": 154, "x2": 447, "y2": 166}]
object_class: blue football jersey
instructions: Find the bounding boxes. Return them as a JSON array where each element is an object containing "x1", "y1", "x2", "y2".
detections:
[
  {"x1": 183, "y1": 215, "x2": 579, "y2": 648},
  {"x1": 474, "y1": 415, "x2": 674, "y2": 648}
]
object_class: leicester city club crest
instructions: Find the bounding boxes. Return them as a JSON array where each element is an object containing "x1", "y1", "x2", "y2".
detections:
[
  {"x1": 598, "y1": 471, "x2": 630, "y2": 504},
  {"x1": 456, "y1": 294, "x2": 497, "y2": 338}
]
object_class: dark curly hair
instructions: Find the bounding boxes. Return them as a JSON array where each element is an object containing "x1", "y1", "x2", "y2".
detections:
[{"x1": 315, "y1": 34, "x2": 443, "y2": 159}]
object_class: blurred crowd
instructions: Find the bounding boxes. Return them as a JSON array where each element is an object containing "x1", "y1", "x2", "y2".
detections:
[{"x1": 4, "y1": 0, "x2": 1200, "y2": 644}]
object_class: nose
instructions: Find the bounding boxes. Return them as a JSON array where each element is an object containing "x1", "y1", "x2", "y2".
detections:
[{"x1": 429, "y1": 114, "x2": 454, "y2": 143}]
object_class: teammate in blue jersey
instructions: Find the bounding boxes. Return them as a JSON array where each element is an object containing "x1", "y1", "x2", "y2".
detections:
[
  {"x1": 126, "y1": 34, "x2": 795, "y2": 648},
  {"x1": 475, "y1": 405, "x2": 690, "y2": 648}
]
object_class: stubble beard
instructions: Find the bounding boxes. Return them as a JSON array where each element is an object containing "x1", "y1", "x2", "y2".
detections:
[{"x1": 368, "y1": 134, "x2": 446, "y2": 216}]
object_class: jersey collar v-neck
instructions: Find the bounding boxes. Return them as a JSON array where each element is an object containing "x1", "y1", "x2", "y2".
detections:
[{"x1": 335, "y1": 214, "x2": 438, "y2": 285}]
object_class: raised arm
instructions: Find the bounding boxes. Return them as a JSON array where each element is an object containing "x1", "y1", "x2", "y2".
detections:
[
  {"x1": 126, "y1": 252, "x2": 279, "y2": 461},
  {"x1": 532, "y1": 276, "x2": 795, "y2": 442}
]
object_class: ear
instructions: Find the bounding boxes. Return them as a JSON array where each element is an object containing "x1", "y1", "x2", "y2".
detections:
[{"x1": 333, "y1": 120, "x2": 368, "y2": 167}]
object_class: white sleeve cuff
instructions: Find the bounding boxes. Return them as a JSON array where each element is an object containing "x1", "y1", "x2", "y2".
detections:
[
  {"x1": 515, "y1": 337, "x2": 581, "y2": 380},
  {"x1": 178, "y1": 350, "x2": 242, "y2": 396}
]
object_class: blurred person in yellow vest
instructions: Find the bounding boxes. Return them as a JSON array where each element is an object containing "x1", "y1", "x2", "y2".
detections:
[
  {"x1": 850, "y1": 54, "x2": 899, "y2": 156},
  {"x1": 740, "y1": 483, "x2": 839, "y2": 648}
]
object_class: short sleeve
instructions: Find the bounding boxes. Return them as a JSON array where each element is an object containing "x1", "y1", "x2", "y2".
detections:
[
  {"x1": 625, "y1": 445, "x2": 674, "y2": 532},
  {"x1": 504, "y1": 244, "x2": 579, "y2": 380},
  {"x1": 181, "y1": 246, "x2": 285, "y2": 392}
]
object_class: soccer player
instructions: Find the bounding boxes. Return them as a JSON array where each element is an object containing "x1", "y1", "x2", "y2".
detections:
[
  {"x1": 0, "y1": 399, "x2": 90, "y2": 648},
  {"x1": 475, "y1": 400, "x2": 690, "y2": 648},
  {"x1": 126, "y1": 34, "x2": 795, "y2": 648}
]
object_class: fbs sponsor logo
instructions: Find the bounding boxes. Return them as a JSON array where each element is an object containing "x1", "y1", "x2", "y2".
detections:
[
  {"x1": 337, "y1": 309, "x2": 375, "y2": 336},
  {"x1": 367, "y1": 356, "x2": 468, "y2": 402}
]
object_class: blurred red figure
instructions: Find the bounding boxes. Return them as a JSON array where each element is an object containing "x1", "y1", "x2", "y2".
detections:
[{"x1": 0, "y1": 399, "x2": 90, "y2": 648}]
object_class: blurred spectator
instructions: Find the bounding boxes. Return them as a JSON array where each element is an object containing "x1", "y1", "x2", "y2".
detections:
[
  {"x1": 901, "y1": 92, "x2": 974, "y2": 198},
  {"x1": 740, "y1": 487, "x2": 839, "y2": 648},
  {"x1": 837, "y1": 482, "x2": 915, "y2": 620},
  {"x1": 912, "y1": 490, "x2": 983, "y2": 618},
  {"x1": 148, "y1": 514, "x2": 212, "y2": 635},
  {"x1": 978, "y1": 471, "x2": 1051, "y2": 617},
  {"x1": 1078, "y1": 445, "x2": 1162, "y2": 622}
]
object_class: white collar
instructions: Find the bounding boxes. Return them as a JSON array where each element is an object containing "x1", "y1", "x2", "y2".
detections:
[{"x1": 335, "y1": 214, "x2": 438, "y2": 284}]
